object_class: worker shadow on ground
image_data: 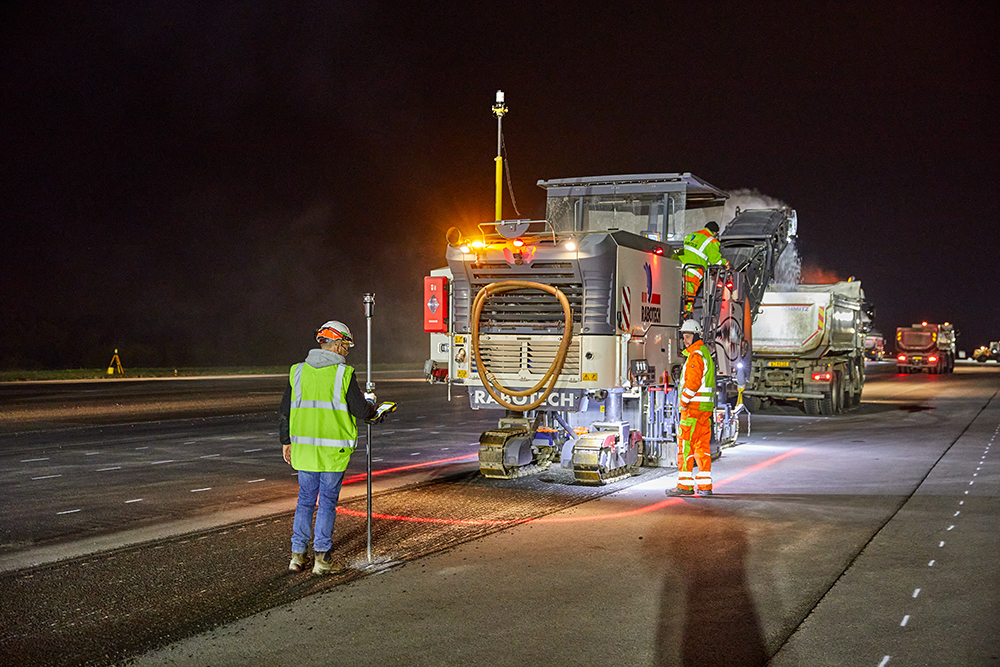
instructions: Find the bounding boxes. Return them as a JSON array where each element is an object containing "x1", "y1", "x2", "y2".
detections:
[{"x1": 644, "y1": 502, "x2": 769, "y2": 667}]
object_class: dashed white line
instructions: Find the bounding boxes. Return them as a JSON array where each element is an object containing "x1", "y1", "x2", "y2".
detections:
[
  {"x1": 190, "y1": 488, "x2": 211, "y2": 493},
  {"x1": 410, "y1": 452, "x2": 421, "y2": 456},
  {"x1": 32, "y1": 474, "x2": 62, "y2": 480},
  {"x1": 135, "y1": 447, "x2": 148, "y2": 450},
  {"x1": 954, "y1": 511, "x2": 961, "y2": 516},
  {"x1": 21, "y1": 458, "x2": 49, "y2": 462},
  {"x1": 878, "y1": 655, "x2": 891, "y2": 667},
  {"x1": 928, "y1": 560, "x2": 935, "y2": 566},
  {"x1": 200, "y1": 454, "x2": 220, "y2": 459},
  {"x1": 247, "y1": 479, "x2": 265, "y2": 483},
  {"x1": 939, "y1": 541, "x2": 945, "y2": 547},
  {"x1": 125, "y1": 498, "x2": 143, "y2": 503},
  {"x1": 97, "y1": 467, "x2": 121, "y2": 472},
  {"x1": 913, "y1": 588, "x2": 920, "y2": 598},
  {"x1": 900, "y1": 615, "x2": 910, "y2": 627},
  {"x1": 151, "y1": 460, "x2": 175, "y2": 465},
  {"x1": 947, "y1": 525, "x2": 955, "y2": 531},
  {"x1": 85, "y1": 452, "x2": 99, "y2": 456},
  {"x1": 244, "y1": 448, "x2": 262, "y2": 453},
  {"x1": 184, "y1": 441, "x2": 196, "y2": 444},
  {"x1": 56, "y1": 509, "x2": 81, "y2": 515}
]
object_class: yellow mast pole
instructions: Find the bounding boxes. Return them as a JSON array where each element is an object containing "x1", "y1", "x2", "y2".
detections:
[{"x1": 492, "y1": 90, "x2": 508, "y2": 222}]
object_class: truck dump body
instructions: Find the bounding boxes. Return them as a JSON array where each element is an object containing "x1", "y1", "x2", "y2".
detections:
[{"x1": 754, "y1": 282, "x2": 864, "y2": 358}]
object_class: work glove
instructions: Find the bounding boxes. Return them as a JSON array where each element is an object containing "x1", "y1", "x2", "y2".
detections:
[{"x1": 364, "y1": 392, "x2": 377, "y2": 403}]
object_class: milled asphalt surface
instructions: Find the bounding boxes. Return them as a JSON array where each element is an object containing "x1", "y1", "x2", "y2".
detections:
[
  {"x1": 125, "y1": 377, "x2": 1000, "y2": 667},
  {"x1": 4, "y1": 366, "x2": 998, "y2": 667}
]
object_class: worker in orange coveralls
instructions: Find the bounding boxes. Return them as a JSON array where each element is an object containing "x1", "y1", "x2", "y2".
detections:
[
  {"x1": 667, "y1": 318, "x2": 716, "y2": 496},
  {"x1": 677, "y1": 221, "x2": 728, "y2": 317}
]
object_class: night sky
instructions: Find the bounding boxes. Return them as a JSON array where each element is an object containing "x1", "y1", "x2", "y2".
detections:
[{"x1": 3, "y1": 2, "x2": 998, "y2": 369}]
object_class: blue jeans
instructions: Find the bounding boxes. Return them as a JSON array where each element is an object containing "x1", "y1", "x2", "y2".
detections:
[{"x1": 291, "y1": 470, "x2": 346, "y2": 554}]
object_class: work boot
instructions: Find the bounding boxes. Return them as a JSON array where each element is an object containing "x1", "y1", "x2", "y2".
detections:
[
  {"x1": 697, "y1": 488, "x2": 714, "y2": 497},
  {"x1": 288, "y1": 551, "x2": 307, "y2": 572},
  {"x1": 666, "y1": 487, "x2": 695, "y2": 497},
  {"x1": 312, "y1": 550, "x2": 344, "y2": 575}
]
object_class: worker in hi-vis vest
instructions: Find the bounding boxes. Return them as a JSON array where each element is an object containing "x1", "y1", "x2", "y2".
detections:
[
  {"x1": 279, "y1": 320, "x2": 376, "y2": 574},
  {"x1": 667, "y1": 318, "x2": 716, "y2": 496},
  {"x1": 677, "y1": 221, "x2": 728, "y2": 316}
]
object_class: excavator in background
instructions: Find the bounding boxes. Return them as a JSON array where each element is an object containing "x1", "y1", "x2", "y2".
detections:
[{"x1": 424, "y1": 169, "x2": 796, "y2": 484}]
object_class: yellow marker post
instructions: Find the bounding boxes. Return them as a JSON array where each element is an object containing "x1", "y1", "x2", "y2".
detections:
[{"x1": 492, "y1": 90, "x2": 507, "y2": 222}]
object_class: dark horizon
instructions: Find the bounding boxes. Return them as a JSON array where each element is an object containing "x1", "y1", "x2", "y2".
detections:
[{"x1": 3, "y1": 2, "x2": 997, "y2": 369}]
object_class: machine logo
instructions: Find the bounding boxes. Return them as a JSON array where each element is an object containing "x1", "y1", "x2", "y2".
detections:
[{"x1": 641, "y1": 263, "x2": 661, "y2": 323}]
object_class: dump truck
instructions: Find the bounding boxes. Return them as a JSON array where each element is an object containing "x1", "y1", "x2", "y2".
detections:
[
  {"x1": 864, "y1": 332, "x2": 885, "y2": 361},
  {"x1": 895, "y1": 322, "x2": 956, "y2": 373},
  {"x1": 424, "y1": 170, "x2": 795, "y2": 483},
  {"x1": 743, "y1": 281, "x2": 868, "y2": 416}
]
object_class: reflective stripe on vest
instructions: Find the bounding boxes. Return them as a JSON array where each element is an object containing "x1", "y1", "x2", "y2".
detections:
[
  {"x1": 288, "y1": 362, "x2": 359, "y2": 472},
  {"x1": 679, "y1": 340, "x2": 715, "y2": 411},
  {"x1": 683, "y1": 229, "x2": 713, "y2": 263}
]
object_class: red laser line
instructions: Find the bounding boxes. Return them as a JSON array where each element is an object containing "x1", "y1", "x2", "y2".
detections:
[
  {"x1": 336, "y1": 447, "x2": 806, "y2": 525},
  {"x1": 343, "y1": 453, "x2": 478, "y2": 484}
]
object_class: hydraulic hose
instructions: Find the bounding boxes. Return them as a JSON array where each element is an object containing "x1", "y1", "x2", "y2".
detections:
[{"x1": 471, "y1": 280, "x2": 573, "y2": 412}]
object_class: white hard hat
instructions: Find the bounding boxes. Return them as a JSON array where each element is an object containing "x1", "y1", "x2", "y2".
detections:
[
  {"x1": 316, "y1": 320, "x2": 354, "y2": 346},
  {"x1": 679, "y1": 319, "x2": 702, "y2": 335}
]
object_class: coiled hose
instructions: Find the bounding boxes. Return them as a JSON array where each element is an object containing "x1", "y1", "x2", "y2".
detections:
[{"x1": 471, "y1": 280, "x2": 573, "y2": 412}]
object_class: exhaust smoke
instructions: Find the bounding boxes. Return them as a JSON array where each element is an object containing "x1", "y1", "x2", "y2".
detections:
[{"x1": 724, "y1": 188, "x2": 801, "y2": 289}]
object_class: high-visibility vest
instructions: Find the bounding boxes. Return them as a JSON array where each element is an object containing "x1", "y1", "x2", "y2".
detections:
[
  {"x1": 679, "y1": 228, "x2": 724, "y2": 268},
  {"x1": 288, "y1": 362, "x2": 359, "y2": 472},
  {"x1": 679, "y1": 339, "x2": 715, "y2": 412}
]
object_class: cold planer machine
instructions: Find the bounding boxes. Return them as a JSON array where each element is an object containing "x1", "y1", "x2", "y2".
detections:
[{"x1": 424, "y1": 173, "x2": 795, "y2": 484}]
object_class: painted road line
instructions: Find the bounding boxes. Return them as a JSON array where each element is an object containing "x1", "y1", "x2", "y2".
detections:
[
  {"x1": 928, "y1": 560, "x2": 935, "y2": 566},
  {"x1": 199, "y1": 454, "x2": 220, "y2": 458},
  {"x1": 20, "y1": 458, "x2": 49, "y2": 462},
  {"x1": 913, "y1": 588, "x2": 920, "y2": 598},
  {"x1": 184, "y1": 441, "x2": 196, "y2": 444},
  {"x1": 900, "y1": 615, "x2": 910, "y2": 627},
  {"x1": 97, "y1": 467, "x2": 121, "y2": 471},
  {"x1": 85, "y1": 452, "x2": 99, "y2": 456},
  {"x1": 247, "y1": 479, "x2": 265, "y2": 483},
  {"x1": 125, "y1": 498, "x2": 143, "y2": 503},
  {"x1": 151, "y1": 460, "x2": 175, "y2": 465},
  {"x1": 190, "y1": 488, "x2": 211, "y2": 492},
  {"x1": 878, "y1": 656, "x2": 891, "y2": 667},
  {"x1": 32, "y1": 474, "x2": 62, "y2": 480},
  {"x1": 56, "y1": 509, "x2": 81, "y2": 515},
  {"x1": 243, "y1": 448, "x2": 262, "y2": 453},
  {"x1": 135, "y1": 447, "x2": 148, "y2": 450}
]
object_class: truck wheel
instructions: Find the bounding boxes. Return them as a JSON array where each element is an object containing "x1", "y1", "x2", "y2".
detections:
[
  {"x1": 804, "y1": 399, "x2": 820, "y2": 415},
  {"x1": 819, "y1": 391, "x2": 835, "y2": 416},
  {"x1": 745, "y1": 395, "x2": 762, "y2": 412}
]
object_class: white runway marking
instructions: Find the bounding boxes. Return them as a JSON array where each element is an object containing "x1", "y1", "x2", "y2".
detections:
[
  {"x1": 97, "y1": 467, "x2": 121, "y2": 471},
  {"x1": 878, "y1": 655, "x2": 891, "y2": 667},
  {"x1": 21, "y1": 458, "x2": 49, "y2": 462},
  {"x1": 947, "y1": 525, "x2": 954, "y2": 530},
  {"x1": 190, "y1": 488, "x2": 211, "y2": 492},
  {"x1": 32, "y1": 474, "x2": 62, "y2": 480},
  {"x1": 912, "y1": 588, "x2": 920, "y2": 598},
  {"x1": 199, "y1": 454, "x2": 220, "y2": 458},
  {"x1": 85, "y1": 452, "x2": 99, "y2": 456},
  {"x1": 928, "y1": 560, "x2": 935, "y2": 566},
  {"x1": 151, "y1": 460, "x2": 175, "y2": 465},
  {"x1": 125, "y1": 498, "x2": 143, "y2": 503},
  {"x1": 247, "y1": 479, "x2": 265, "y2": 483},
  {"x1": 939, "y1": 541, "x2": 945, "y2": 547},
  {"x1": 184, "y1": 441, "x2": 196, "y2": 444},
  {"x1": 244, "y1": 448, "x2": 262, "y2": 453},
  {"x1": 900, "y1": 615, "x2": 910, "y2": 627},
  {"x1": 135, "y1": 446, "x2": 148, "y2": 450},
  {"x1": 56, "y1": 509, "x2": 81, "y2": 515}
]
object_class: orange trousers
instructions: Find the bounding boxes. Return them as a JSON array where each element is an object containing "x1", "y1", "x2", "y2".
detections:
[
  {"x1": 677, "y1": 408, "x2": 713, "y2": 491},
  {"x1": 683, "y1": 267, "x2": 704, "y2": 314}
]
